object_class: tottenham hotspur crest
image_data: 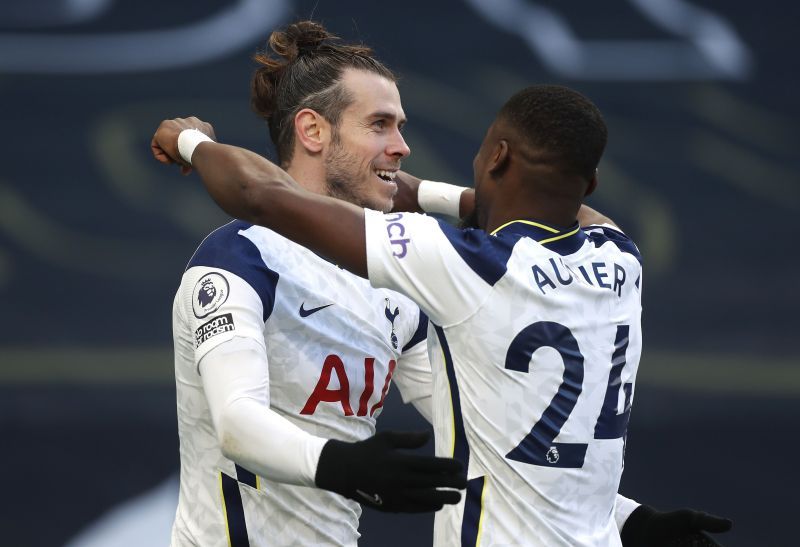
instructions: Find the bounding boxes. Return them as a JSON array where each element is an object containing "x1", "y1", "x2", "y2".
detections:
[
  {"x1": 192, "y1": 272, "x2": 230, "y2": 318},
  {"x1": 384, "y1": 298, "x2": 400, "y2": 349}
]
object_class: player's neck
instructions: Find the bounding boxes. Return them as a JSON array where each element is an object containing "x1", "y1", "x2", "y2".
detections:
[
  {"x1": 286, "y1": 161, "x2": 328, "y2": 197},
  {"x1": 484, "y1": 196, "x2": 579, "y2": 233}
]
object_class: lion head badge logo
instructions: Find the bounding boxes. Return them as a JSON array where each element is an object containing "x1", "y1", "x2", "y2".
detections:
[
  {"x1": 192, "y1": 272, "x2": 230, "y2": 318},
  {"x1": 198, "y1": 279, "x2": 217, "y2": 307}
]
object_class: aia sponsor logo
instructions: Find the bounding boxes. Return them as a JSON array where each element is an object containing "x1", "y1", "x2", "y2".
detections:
[{"x1": 301, "y1": 355, "x2": 396, "y2": 418}]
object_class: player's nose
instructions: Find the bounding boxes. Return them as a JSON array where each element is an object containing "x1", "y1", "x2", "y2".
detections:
[{"x1": 387, "y1": 129, "x2": 410, "y2": 159}]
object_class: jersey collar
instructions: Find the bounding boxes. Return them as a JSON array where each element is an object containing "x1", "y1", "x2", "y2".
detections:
[{"x1": 490, "y1": 219, "x2": 586, "y2": 255}]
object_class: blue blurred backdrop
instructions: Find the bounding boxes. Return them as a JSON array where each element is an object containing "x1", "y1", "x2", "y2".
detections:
[{"x1": 1, "y1": 1, "x2": 798, "y2": 545}]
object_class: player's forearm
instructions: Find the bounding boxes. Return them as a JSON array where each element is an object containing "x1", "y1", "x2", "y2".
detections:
[
  {"x1": 408, "y1": 396, "x2": 434, "y2": 424},
  {"x1": 454, "y1": 187, "x2": 618, "y2": 230},
  {"x1": 407, "y1": 178, "x2": 617, "y2": 230},
  {"x1": 218, "y1": 396, "x2": 326, "y2": 486},
  {"x1": 201, "y1": 339, "x2": 327, "y2": 486},
  {"x1": 393, "y1": 331, "x2": 435, "y2": 424},
  {"x1": 396, "y1": 173, "x2": 473, "y2": 218},
  {"x1": 191, "y1": 141, "x2": 296, "y2": 226}
]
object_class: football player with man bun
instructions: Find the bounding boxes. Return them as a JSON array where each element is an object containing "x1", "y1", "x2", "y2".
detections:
[{"x1": 167, "y1": 21, "x2": 465, "y2": 547}]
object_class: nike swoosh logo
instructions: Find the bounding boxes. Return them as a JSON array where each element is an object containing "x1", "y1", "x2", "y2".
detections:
[
  {"x1": 355, "y1": 489, "x2": 383, "y2": 507},
  {"x1": 299, "y1": 302, "x2": 334, "y2": 318}
]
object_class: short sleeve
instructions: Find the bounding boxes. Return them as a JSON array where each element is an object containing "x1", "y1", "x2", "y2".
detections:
[
  {"x1": 364, "y1": 209, "x2": 508, "y2": 326},
  {"x1": 178, "y1": 267, "x2": 271, "y2": 365},
  {"x1": 583, "y1": 223, "x2": 643, "y2": 265},
  {"x1": 177, "y1": 221, "x2": 280, "y2": 367}
]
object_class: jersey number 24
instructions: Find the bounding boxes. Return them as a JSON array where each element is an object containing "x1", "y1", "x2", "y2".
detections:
[{"x1": 505, "y1": 321, "x2": 632, "y2": 468}]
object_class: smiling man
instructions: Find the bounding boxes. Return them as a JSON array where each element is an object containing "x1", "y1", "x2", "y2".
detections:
[{"x1": 165, "y1": 21, "x2": 465, "y2": 547}]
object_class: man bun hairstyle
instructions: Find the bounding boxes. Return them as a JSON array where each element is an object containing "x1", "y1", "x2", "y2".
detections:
[
  {"x1": 499, "y1": 85, "x2": 608, "y2": 182},
  {"x1": 251, "y1": 20, "x2": 396, "y2": 166}
]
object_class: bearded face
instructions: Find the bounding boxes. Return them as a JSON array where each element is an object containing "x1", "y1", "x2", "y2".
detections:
[
  {"x1": 320, "y1": 69, "x2": 409, "y2": 213},
  {"x1": 324, "y1": 137, "x2": 381, "y2": 210},
  {"x1": 323, "y1": 125, "x2": 399, "y2": 213}
]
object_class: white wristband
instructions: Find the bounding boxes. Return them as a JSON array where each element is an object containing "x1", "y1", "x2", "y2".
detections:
[
  {"x1": 417, "y1": 180, "x2": 466, "y2": 218},
  {"x1": 177, "y1": 128, "x2": 213, "y2": 165}
]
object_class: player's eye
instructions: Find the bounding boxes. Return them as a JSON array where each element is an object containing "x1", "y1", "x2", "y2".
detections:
[{"x1": 372, "y1": 119, "x2": 385, "y2": 129}]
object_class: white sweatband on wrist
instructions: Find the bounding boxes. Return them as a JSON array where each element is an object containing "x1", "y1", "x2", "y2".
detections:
[
  {"x1": 177, "y1": 128, "x2": 213, "y2": 165},
  {"x1": 417, "y1": 180, "x2": 466, "y2": 218}
]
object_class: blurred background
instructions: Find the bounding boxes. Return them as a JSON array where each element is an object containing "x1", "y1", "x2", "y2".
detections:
[{"x1": 1, "y1": 0, "x2": 797, "y2": 545}]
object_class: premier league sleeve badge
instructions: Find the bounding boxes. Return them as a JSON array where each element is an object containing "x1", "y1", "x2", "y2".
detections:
[{"x1": 192, "y1": 272, "x2": 230, "y2": 318}]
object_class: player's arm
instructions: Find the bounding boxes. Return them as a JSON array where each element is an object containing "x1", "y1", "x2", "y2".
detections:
[
  {"x1": 393, "y1": 342, "x2": 433, "y2": 424},
  {"x1": 394, "y1": 171, "x2": 618, "y2": 229},
  {"x1": 200, "y1": 336, "x2": 324, "y2": 486},
  {"x1": 178, "y1": 264, "x2": 326, "y2": 488},
  {"x1": 392, "y1": 311, "x2": 433, "y2": 424},
  {"x1": 201, "y1": 337, "x2": 465, "y2": 513},
  {"x1": 152, "y1": 118, "x2": 369, "y2": 278},
  {"x1": 196, "y1": 336, "x2": 464, "y2": 515},
  {"x1": 392, "y1": 171, "x2": 473, "y2": 218}
]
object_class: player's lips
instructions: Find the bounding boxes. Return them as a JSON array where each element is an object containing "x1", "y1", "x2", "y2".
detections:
[
  {"x1": 374, "y1": 169, "x2": 398, "y2": 196},
  {"x1": 374, "y1": 168, "x2": 398, "y2": 183}
]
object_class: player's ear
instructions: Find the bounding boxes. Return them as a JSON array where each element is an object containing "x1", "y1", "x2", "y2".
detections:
[
  {"x1": 487, "y1": 139, "x2": 510, "y2": 177},
  {"x1": 294, "y1": 108, "x2": 329, "y2": 154},
  {"x1": 585, "y1": 168, "x2": 598, "y2": 197}
]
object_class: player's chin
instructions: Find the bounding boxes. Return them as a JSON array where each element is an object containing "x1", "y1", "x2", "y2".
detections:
[
  {"x1": 371, "y1": 180, "x2": 397, "y2": 212},
  {"x1": 375, "y1": 195, "x2": 394, "y2": 213}
]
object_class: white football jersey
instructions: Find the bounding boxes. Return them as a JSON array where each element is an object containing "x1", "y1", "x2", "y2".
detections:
[
  {"x1": 170, "y1": 220, "x2": 430, "y2": 547},
  {"x1": 365, "y1": 210, "x2": 643, "y2": 547}
]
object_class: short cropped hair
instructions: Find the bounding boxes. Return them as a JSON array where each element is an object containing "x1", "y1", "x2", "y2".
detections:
[{"x1": 498, "y1": 85, "x2": 607, "y2": 181}]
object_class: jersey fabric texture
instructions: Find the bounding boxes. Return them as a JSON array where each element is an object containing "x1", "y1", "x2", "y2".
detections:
[
  {"x1": 171, "y1": 220, "x2": 429, "y2": 547},
  {"x1": 365, "y1": 210, "x2": 643, "y2": 547}
]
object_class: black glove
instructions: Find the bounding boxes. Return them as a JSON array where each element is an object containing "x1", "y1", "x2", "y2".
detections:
[
  {"x1": 315, "y1": 430, "x2": 467, "y2": 512},
  {"x1": 621, "y1": 504, "x2": 733, "y2": 546}
]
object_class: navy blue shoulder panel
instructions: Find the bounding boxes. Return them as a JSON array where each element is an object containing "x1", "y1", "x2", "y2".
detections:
[
  {"x1": 585, "y1": 226, "x2": 643, "y2": 265},
  {"x1": 187, "y1": 221, "x2": 280, "y2": 321},
  {"x1": 401, "y1": 310, "x2": 429, "y2": 352},
  {"x1": 436, "y1": 220, "x2": 516, "y2": 286}
]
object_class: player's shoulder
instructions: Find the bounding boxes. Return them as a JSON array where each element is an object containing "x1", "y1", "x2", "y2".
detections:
[
  {"x1": 366, "y1": 210, "x2": 517, "y2": 286},
  {"x1": 183, "y1": 220, "x2": 282, "y2": 295},
  {"x1": 581, "y1": 223, "x2": 642, "y2": 265},
  {"x1": 186, "y1": 220, "x2": 294, "y2": 273},
  {"x1": 178, "y1": 222, "x2": 282, "y2": 324},
  {"x1": 188, "y1": 220, "x2": 253, "y2": 265}
]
